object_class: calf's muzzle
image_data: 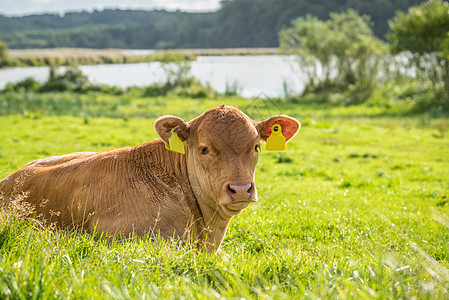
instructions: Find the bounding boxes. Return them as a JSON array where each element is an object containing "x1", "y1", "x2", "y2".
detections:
[{"x1": 226, "y1": 182, "x2": 255, "y2": 202}]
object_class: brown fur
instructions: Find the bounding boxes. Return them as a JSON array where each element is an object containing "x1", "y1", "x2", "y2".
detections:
[{"x1": 0, "y1": 105, "x2": 300, "y2": 251}]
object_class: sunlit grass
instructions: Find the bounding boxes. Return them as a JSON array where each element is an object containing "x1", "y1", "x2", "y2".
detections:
[{"x1": 0, "y1": 93, "x2": 448, "y2": 298}]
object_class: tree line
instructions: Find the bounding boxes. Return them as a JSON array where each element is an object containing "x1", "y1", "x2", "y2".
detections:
[
  {"x1": 1, "y1": 0, "x2": 448, "y2": 111},
  {"x1": 0, "y1": 0, "x2": 426, "y2": 49}
]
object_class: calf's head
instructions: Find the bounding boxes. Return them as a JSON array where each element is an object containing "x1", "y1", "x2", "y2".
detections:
[{"x1": 155, "y1": 105, "x2": 300, "y2": 218}]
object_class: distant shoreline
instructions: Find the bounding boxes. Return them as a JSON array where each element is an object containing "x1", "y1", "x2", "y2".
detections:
[{"x1": 5, "y1": 48, "x2": 280, "y2": 68}]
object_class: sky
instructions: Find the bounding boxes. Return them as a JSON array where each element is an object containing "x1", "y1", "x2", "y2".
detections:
[{"x1": 0, "y1": 0, "x2": 222, "y2": 16}]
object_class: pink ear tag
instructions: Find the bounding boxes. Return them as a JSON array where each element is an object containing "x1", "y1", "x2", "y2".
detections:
[
  {"x1": 266, "y1": 124, "x2": 286, "y2": 151},
  {"x1": 165, "y1": 129, "x2": 185, "y2": 154}
]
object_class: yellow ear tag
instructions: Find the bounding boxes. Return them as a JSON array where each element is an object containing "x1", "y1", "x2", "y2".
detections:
[
  {"x1": 165, "y1": 129, "x2": 185, "y2": 154},
  {"x1": 266, "y1": 124, "x2": 286, "y2": 151}
]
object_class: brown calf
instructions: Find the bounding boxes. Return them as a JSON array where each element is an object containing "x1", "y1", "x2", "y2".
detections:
[{"x1": 0, "y1": 105, "x2": 300, "y2": 250}]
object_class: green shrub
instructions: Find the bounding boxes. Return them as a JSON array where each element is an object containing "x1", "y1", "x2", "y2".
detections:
[
  {"x1": 143, "y1": 78, "x2": 215, "y2": 98},
  {"x1": 40, "y1": 66, "x2": 89, "y2": 92},
  {"x1": 388, "y1": 0, "x2": 449, "y2": 102},
  {"x1": 280, "y1": 9, "x2": 387, "y2": 96},
  {"x1": 172, "y1": 78, "x2": 215, "y2": 99},
  {"x1": 143, "y1": 83, "x2": 170, "y2": 97},
  {"x1": 142, "y1": 61, "x2": 216, "y2": 98},
  {"x1": 81, "y1": 84, "x2": 124, "y2": 95},
  {"x1": 7, "y1": 78, "x2": 42, "y2": 92}
]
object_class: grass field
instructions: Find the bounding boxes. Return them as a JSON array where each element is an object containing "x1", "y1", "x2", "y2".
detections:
[{"x1": 0, "y1": 92, "x2": 448, "y2": 298}]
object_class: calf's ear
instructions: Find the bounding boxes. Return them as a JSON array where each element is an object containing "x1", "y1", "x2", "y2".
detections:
[
  {"x1": 154, "y1": 115, "x2": 190, "y2": 144},
  {"x1": 257, "y1": 115, "x2": 300, "y2": 142}
]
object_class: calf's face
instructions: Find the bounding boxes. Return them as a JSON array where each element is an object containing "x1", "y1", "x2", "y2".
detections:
[{"x1": 155, "y1": 105, "x2": 300, "y2": 217}]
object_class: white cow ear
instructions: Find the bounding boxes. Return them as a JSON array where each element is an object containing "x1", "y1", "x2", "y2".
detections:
[
  {"x1": 154, "y1": 115, "x2": 190, "y2": 144},
  {"x1": 257, "y1": 115, "x2": 300, "y2": 143}
]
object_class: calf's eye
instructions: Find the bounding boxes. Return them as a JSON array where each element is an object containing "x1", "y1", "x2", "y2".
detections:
[{"x1": 201, "y1": 147, "x2": 209, "y2": 155}]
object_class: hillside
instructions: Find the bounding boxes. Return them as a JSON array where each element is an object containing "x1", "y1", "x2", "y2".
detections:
[{"x1": 0, "y1": 0, "x2": 427, "y2": 49}]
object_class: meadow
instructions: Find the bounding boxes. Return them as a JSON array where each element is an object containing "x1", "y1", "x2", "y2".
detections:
[{"x1": 0, "y1": 92, "x2": 448, "y2": 298}]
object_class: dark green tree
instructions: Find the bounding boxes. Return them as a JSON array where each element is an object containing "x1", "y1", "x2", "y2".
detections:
[
  {"x1": 388, "y1": 0, "x2": 449, "y2": 97},
  {"x1": 0, "y1": 1, "x2": 428, "y2": 49}
]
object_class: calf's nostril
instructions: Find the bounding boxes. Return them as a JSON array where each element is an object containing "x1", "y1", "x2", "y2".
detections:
[
  {"x1": 227, "y1": 185, "x2": 236, "y2": 195},
  {"x1": 247, "y1": 183, "x2": 254, "y2": 195}
]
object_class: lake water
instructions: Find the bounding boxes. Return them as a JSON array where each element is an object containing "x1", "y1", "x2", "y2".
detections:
[{"x1": 0, "y1": 55, "x2": 306, "y2": 98}]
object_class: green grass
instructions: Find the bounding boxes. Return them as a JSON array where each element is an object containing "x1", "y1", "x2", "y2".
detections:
[{"x1": 1, "y1": 92, "x2": 449, "y2": 298}]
